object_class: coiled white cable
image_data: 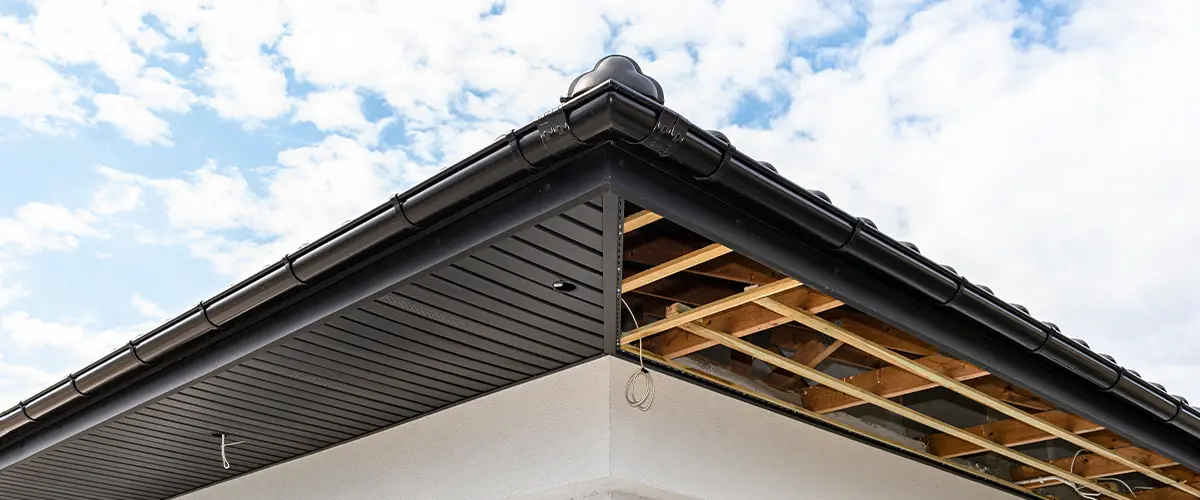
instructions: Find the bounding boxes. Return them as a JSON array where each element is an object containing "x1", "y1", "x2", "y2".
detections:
[
  {"x1": 218, "y1": 433, "x2": 245, "y2": 470},
  {"x1": 621, "y1": 298, "x2": 654, "y2": 412}
]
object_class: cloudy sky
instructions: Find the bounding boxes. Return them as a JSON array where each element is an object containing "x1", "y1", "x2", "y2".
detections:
[{"x1": 1, "y1": 0, "x2": 1198, "y2": 410}]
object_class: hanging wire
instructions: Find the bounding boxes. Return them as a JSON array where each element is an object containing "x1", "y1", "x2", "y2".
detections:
[
  {"x1": 1062, "y1": 449, "x2": 1151, "y2": 498},
  {"x1": 621, "y1": 298, "x2": 654, "y2": 412},
  {"x1": 218, "y1": 433, "x2": 246, "y2": 470}
]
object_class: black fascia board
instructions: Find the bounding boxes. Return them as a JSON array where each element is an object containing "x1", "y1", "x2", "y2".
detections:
[{"x1": 0, "y1": 147, "x2": 614, "y2": 470}]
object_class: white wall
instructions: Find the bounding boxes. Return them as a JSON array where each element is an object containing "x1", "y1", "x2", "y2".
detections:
[{"x1": 176, "y1": 357, "x2": 1018, "y2": 500}]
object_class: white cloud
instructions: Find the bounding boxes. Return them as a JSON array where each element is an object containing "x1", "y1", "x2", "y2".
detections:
[
  {"x1": 93, "y1": 93, "x2": 174, "y2": 146},
  {"x1": 0, "y1": 256, "x2": 30, "y2": 308},
  {"x1": 130, "y1": 294, "x2": 166, "y2": 320},
  {"x1": 0, "y1": 311, "x2": 150, "y2": 372},
  {"x1": 90, "y1": 171, "x2": 144, "y2": 215},
  {"x1": 294, "y1": 88, "x2": 369, "y2": 132},
  {"x1": 2, "y1": 0, "x2": 1200, "y2": 407},
  {"x1": 0, "y1": 202, "x2": 106, "y2": 253},
  {"x1": 152, "y1": 0, "x2": 290, "y2": 123},
  {"x1": 0, "y1": 353, "x2": 62, "y2": 410},
  {"x1": 107, "y1": 135, "x2": 409, "y2": 276},
  {"x1": 719, "y1": 0, "x2": 1200, "y2": 399},
  {"x1": 293, "y1": 88, "x2": 394, "y2": 144},
  {"x1": 0, "y1": 16, "x2": 88, "y2": 131}
]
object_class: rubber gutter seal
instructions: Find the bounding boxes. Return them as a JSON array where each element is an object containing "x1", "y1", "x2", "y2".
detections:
[
  {"x1": 594, "y1": 91, "x2": 1200, "y2": 467},
  {"x1": 0, "y1": 80, "x2": 637, "y2": 449}
]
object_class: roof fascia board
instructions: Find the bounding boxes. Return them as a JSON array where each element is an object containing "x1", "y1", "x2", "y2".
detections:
[
  {"x1": 0, "y1": 149, "x2": 614, "y2": 470},
  {"x1": 602, "y1": 144, "x2": 1200, "y2": 472}
]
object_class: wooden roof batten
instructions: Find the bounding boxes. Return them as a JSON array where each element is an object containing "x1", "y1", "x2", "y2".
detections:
[{"x1": 618, "y1": 210, "x2": 1200, "y2": 499}]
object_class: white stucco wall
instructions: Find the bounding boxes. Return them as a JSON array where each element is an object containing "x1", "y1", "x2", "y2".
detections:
[{"x1": 176, "y1": 357, "x2": 1018, "y2": 500}]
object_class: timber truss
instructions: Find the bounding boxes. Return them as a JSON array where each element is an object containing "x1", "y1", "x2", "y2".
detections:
[{"x1": 618, "y1": 206, "x2": 1199, "y2": 500}]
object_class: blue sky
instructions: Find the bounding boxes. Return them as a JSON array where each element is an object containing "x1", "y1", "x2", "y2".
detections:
[{"x1": 2, "y1": 0, "x2": 1200, "y2": 409}]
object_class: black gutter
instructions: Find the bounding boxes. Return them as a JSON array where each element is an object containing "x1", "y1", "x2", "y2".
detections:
[{"x1": 3, "y1": 54, "x2": 1196, "y2": 475}]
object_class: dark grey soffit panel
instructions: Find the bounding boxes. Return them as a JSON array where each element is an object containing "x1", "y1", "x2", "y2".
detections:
[{"x1": 0, "y1": 158, "x2": 613, "y2": 499}]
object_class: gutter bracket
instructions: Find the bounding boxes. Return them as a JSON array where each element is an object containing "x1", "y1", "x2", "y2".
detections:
[
  {"x1": 198, "y1": 302, "x2": 220, "y2": 329},
  {"x1": 834, "y1": 217, "x2": 866, "y2": 252},
  {"x1": 639, "y1": 108, "x2": 688, "y2": 157},
  {"x1": 507, "y1": 131, "x2": 536, "y2": 171},
  {"x1": 283, "y1": 253, "x2": 308, "y2": 286},
  {"x1": 536, "y1": 107, "x2": 584, "y2": 155},
  {"x1": 67, "y1": 374, "x2": 89, "y2": 397},
  {"x1": 127, "y1": 341, "x2": 151, "y2": 366},
  {"x1": 16, "y1": 402, "x2": 36, "y2": 423}
]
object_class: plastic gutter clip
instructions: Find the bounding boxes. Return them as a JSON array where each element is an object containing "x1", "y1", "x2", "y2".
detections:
[
  {"x1": 67, "y1": 374, "x2": 88, "y2": 398},
  {"x1": 639, "y1": 108, "x2": 688, "y2": 157},
  {"x1": 127, "y1": 342, "x2": 150, "y2": 366},
  {"x1": 700, "y1": 140, "x2": 736, "y2": 182},
  {"x1": 507, "y1": 131, "x2": 535, "y2": 170},
  {"x1": 17, "y1": 401, "x2": 36, "y2": 423},
  {"x1": 198, "y1": 301, "x2": 220, "y2": 329},
  {"x1": 535, "y1": 107, "x2": 584, "y2": 151},
  {"x1": 283, "y1": 253, "x2": 307, "y2": 286}
]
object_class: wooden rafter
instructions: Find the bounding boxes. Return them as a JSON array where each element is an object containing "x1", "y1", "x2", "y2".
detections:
[
  {"x1": 800, "y1": 355, "x2": 989, "y2": 414},
  {"x1": 622, "y1": 243, "x2": 732, "y2": 291},
  {"x1": 820, "y1": 310, "x2": 937, "y2": 356},
  {"x1": 1012, "y1": 446, "x2": 1177, "y2": 482},
  {"x1": 625, "y1": 236, "x2": 786, "y2": 285},
  {"x1": 618, "y1": 343, "x2": 1046, "y2": 498},
  {"x1": 1138, "y1": 482, "x2": 1200, "y2": 500},
  {"x1": 753, "y1": 298, "x2": 1200, "y2": 499},
  {"x1": 648, "y1": 287, "x2": 843, "y2": 359},
  {"x1": 771, "y1": 321, "x2": 935, "y2": 357},
  {"x1": 924, "y1": 410, "x2": 1105, "y2": 458},
  {"x1": 623, "y1": 210, "x2": 663, "y2": 233},
  {"x1": 620, "y1": 278, "x2": 801, "y2": 344},
  {"x1": 673, "y1": 320, "x2": 1130, "y2": 500},
  {"x1": 624, "y1": 274, "x2": 741, "y2": 307},
  {"x1": 966, "y1": 377, "x2": 1055, "y2": 411}
]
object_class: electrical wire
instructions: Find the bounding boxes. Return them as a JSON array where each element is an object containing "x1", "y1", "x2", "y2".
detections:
[
  {"x1": 1065, "y1": 449, "x2": 1146, "y2": 499},
  {"x1": 621, "y1": 298, "x2": 654, "y2": 412},
  {"x1": 219, "y1": 433, "x2": 245, "y2": 470}
]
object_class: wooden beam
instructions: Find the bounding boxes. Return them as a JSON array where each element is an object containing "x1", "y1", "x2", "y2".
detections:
[
  {"x1": 649, "y1": 287, "x2": 843, "y2": 359},
  {"x1": 770, "y1": 331, "x2": 883, "y2": 369},
  {"x1": 620, "y1": 278, "x2": 802, "y2": 344},
  {"x1": 821, "y1": 310, "x2": 937, "y2": 356},
  {"x1": 924, "y1": 410, "x2": 1105, "y2": 458},
  {"x1": 1137, "y1": 482, "x2": 1200, "y2": 500},
  {"x1": 754, "y1": 298, "x2": 1200, "y2": 499},
  {"x1": 806, "y1": 340, "x2": 845, "y2": 367},
  {"x1": 966, "y1": 377, "x2": 1055, "y2": 411},
  {"x1": 624, "y1": 237, "x2": 786, "y2": 285},
  {"x1": 622, "y1": 243, "x2": 733, "y2": 291},
  {"x1": 800, "y1": 355, "x2": 989, "y2": 414},
  {"x1": 674, "y1": 321, "x2": 1129, "y2": 499},
  {"x1": 624, "y1": 273, "x2": 742, "y2": 307},
  {"x1": 1012, "y1": 446, "x2": 1177, "y2": 482},
  {"x1": 771, "y1": 339, "x2": 845, "y2": 390},
  {"x1": 618, "y1": 344, "x2": 1043, "y2": 498},
  {"x1": 623, "y1": 210, "x2": 662, "y2": 233}
]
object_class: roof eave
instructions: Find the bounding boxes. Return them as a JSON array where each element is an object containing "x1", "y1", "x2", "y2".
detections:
[{"x1": 3, "y1": 72, "x2": 1196, "y2": 474}]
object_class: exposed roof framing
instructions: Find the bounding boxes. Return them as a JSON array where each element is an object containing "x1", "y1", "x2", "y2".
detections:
[
  {"x1": 3, "y1": 54, "x2": 1198, "y2": 500},
  {"x1": 618, "y1": 208, "x2": 1200, "y2": 500}
]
